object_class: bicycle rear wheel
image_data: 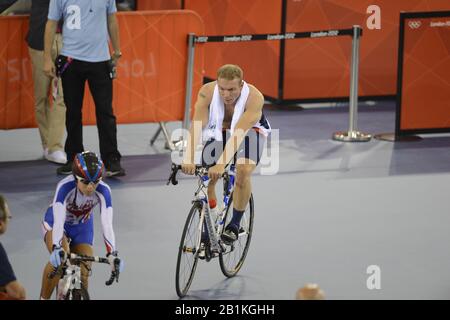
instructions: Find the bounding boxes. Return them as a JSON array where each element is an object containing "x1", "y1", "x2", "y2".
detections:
[
  {"x1": 219, "y1": 193, "x2": 254, "y2": 277},
  {"x1": 175, "y1": 201, "x2": 203, "y2": 298}
]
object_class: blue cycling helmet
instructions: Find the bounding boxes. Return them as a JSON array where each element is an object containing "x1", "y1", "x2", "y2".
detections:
[{"x1": 72, "y1": 151, "x2": 104, "y2": 183}]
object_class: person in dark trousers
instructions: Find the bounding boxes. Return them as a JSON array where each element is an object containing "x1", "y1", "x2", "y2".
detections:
[
  {"x1": 0, "y1": 194, "x2": 27, "y2": 300},
  {"x1": 43, "y1": 0, "x2": 125, "y2": 177}
]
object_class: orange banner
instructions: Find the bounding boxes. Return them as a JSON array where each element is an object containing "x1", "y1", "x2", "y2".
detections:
[
  {"x1": 284, "y1": 0, "x2": 450, "y2": 100},
  {"x1": 0, "y1": 11, "x2": 204, "y2": 129},
  {"x1": 177, "y1": 0, "x2": 450, "y2": 101},
  {"x1": 398, "y1": 12, "x2": 450, "y2": 133},
  {"x1": 136, "y1": 0, "x2": 182, "y2": 11}
]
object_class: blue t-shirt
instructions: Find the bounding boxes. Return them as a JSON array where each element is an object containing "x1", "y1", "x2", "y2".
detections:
[
  {"x1": 0, "y1": 242, "x2": 16, "y2": 287},
  {"x1": 48, "y1": 0, "x2": 117, "y2": 62}
]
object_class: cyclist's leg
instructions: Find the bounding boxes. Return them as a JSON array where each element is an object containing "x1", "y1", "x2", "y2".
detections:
[
  {"x1": 40, "y1": 208, "x2": 70, "y2": 299},
  {"x1": 223, "y1": 129, "x2": 265, "y2": 242},
  {"x1": 68, "y1": 216, "x2": 94, "y2": 290},
  {"x1": 201, "y1": 138, "x2": 223, "y2": 206}
]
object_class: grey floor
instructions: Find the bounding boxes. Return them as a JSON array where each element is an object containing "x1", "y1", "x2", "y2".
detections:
[{"x1": 1, "y1": 100, "x2": 450, "y2": 300}]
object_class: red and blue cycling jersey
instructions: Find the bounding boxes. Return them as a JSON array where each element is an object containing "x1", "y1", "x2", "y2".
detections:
[{"x1": 41, "y1": 175, "x2": 116, "y2": 254}]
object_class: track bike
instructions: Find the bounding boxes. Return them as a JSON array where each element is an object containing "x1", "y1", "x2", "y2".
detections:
[{"x1": 168, "y1": 163, "x2": 254, "y2": 298}]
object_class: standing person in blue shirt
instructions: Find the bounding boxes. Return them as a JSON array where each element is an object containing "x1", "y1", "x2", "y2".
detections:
[
  {"x1": 0, "y1": 194, "x2": 27, "y2": 300},
  {"x1": 43, "y1": 0, "x2": 125, "y2": 177}
]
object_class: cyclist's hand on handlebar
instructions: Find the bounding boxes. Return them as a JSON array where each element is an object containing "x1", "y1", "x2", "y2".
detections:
[
  {"x1": 107, "y1": 251, "x2": 124, "y2": 274},
  {"x1": 181, "y1": 162, "x2": 196, "y2": 175},
  {"x1": 208, "y1": 164, "x2": 225, "y2": 180},
  {"x1": 50, "y1": 246, "x2": 66, "y2": 268}
]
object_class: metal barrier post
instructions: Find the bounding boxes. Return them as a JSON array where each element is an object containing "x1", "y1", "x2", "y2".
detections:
[
  {"x1": 150, "y1": 122, "x2": 175, "y2": 150},
  {"x1": 333, "y1": 25, "x2": 371, "y2": 142},
  {"x1": 183, "y1": 33, "x2": 196, "y2": 131}
]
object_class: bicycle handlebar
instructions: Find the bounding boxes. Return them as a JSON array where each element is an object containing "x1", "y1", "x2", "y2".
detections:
[
  {"x1": 167, "y1": 163, "x2": 228, "y2": 186},
  {"x1": 48, "y1": 253, "x2": 120, "y2": 286}
]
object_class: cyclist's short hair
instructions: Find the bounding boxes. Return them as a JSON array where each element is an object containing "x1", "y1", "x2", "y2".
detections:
[
  {"x1": 0, "y1": 194, "x2": 7, "y2": 222},
  {"x1": 217, "y1": 64, "x2": 243, "y2": 82}
]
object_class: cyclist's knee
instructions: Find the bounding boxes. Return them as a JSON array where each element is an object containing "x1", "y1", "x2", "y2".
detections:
[{"x1": 235, "y1": 163, "x2": 255, "y2": 187}]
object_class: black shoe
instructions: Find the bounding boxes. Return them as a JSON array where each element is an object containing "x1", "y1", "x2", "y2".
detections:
[
  {"x1": 56, "y1": 161, "x2": 73, "y2": 175},
  {"x1": 105, "y1": 157, "x2": 125, "y2": 177},
  {"x1": 221, "y1": 224, "x2": 239, "y2": 245}
]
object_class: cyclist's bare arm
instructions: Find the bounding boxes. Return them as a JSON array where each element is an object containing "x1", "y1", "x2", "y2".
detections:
[
  {"x1": 182, "y1": 83, "x2": 214, "y2": 174},
  {"x1": 216, "y1": 85, "x2": 264, "y2": 167}
]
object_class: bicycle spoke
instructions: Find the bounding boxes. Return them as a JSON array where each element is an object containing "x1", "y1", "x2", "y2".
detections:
[
  {"x1": 219, "y1": 195, "x2": 254, "y2": 278},
  {"x1": 176, "y1": 203, "x2": 202, "y2": 297}
]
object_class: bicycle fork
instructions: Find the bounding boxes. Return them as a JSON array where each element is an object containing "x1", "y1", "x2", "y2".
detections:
[{"x1": 57, "y1": 264, "x2": 81, "y2": 299}]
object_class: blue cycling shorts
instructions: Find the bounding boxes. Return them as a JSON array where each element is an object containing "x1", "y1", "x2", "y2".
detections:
[{"x1": 41, "y1": 206, "x2": 94, "y2": 247}]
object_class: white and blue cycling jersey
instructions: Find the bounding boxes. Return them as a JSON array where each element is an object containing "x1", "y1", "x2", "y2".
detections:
[{"x1": 41, "y1": 175, "x2": 116, "y2": 253}]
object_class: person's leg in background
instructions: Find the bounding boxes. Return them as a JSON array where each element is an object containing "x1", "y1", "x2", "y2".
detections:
[
  {"x1": 28, "y1": 45, "x2": 52, "y2": 158},
  {"x1": 57, "y1": 59, "x2": 87, "y2": 174},
  {"x1": 45, "y1": 33, "x2": 67, "y2": 163},
  {"x1": 87, "y1": 61, "x2": 125, "y2": 176},
  {"x1": 28, "y1": 33, "x2": 66, "y2": 164}
]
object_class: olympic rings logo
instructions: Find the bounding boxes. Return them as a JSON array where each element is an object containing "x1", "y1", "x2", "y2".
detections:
[{"x1": 408, "y1": 21, "x2": 422, "y2": 29}]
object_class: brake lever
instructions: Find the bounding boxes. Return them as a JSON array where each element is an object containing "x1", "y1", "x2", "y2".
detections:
[
  {"x1": 105, "y1": 271, "x2": 116, "y2": 286},
  {"x1": 105, "y1": 258, "x2": 121, "y2": 286},
  {"x1": 114, "y1": 259, "x2": 121, "y2": 282},
  {"x1": 167, "y1": 164, "x2": 179, "y2": 185}
]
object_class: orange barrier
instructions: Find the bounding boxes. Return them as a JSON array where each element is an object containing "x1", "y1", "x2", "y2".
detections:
[
  {"x1": 136, "y1": 0, "x2": 182, "y2": 10},
  {"x1": 0, "y1": 16, "x2": 33, "y2": 129},
  {"x1": 0, "y1": 11, "x2": 204, "y2": 129},
  {"x1": 284, "y1": 0, "x2": 450, "y2": 101},
  {"x1": 184, "y1": 0, "x2": 282, "y2": 99},
  {"x1": 397, "y1": 11, "x2": 450, "y2": 134},
  {"x1": 167, "y1": 0, "x2": 450, "y2": 101}
]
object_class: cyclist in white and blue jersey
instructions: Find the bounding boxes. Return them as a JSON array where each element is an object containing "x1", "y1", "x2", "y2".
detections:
[
  {"x1": 181, "y1": 64, "x2": 271, "y2": 246},
  {"x1": 39, "y1": 151, "x2": 123, "y2": 300}
]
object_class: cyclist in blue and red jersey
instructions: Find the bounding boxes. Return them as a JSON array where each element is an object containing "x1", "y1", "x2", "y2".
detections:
[{"x1": 39, "y1": 151, "x2": 123, "y2": 300}]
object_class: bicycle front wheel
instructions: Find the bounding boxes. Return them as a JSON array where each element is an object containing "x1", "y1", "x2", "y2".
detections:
[
  {"x1": 64, "y1": 286, "x2": 89, "y2": 300},
  {"x1": 219, "y1": 193, "x2": 254, "y2": 277},
  {"x1": 175, "y1": 201, "x2": 203, "y2": 298}
]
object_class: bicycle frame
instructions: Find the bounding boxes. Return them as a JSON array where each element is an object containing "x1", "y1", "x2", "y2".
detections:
[
  {"x1": 57, "y1": 261, "x2": 82, "y2": 300},
  {"x1": 191, "y1": 165, "x2": 236, "y2": 258},
  {"x1": 172, "y1": 162, "x2": 254, "y2": 297}
]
